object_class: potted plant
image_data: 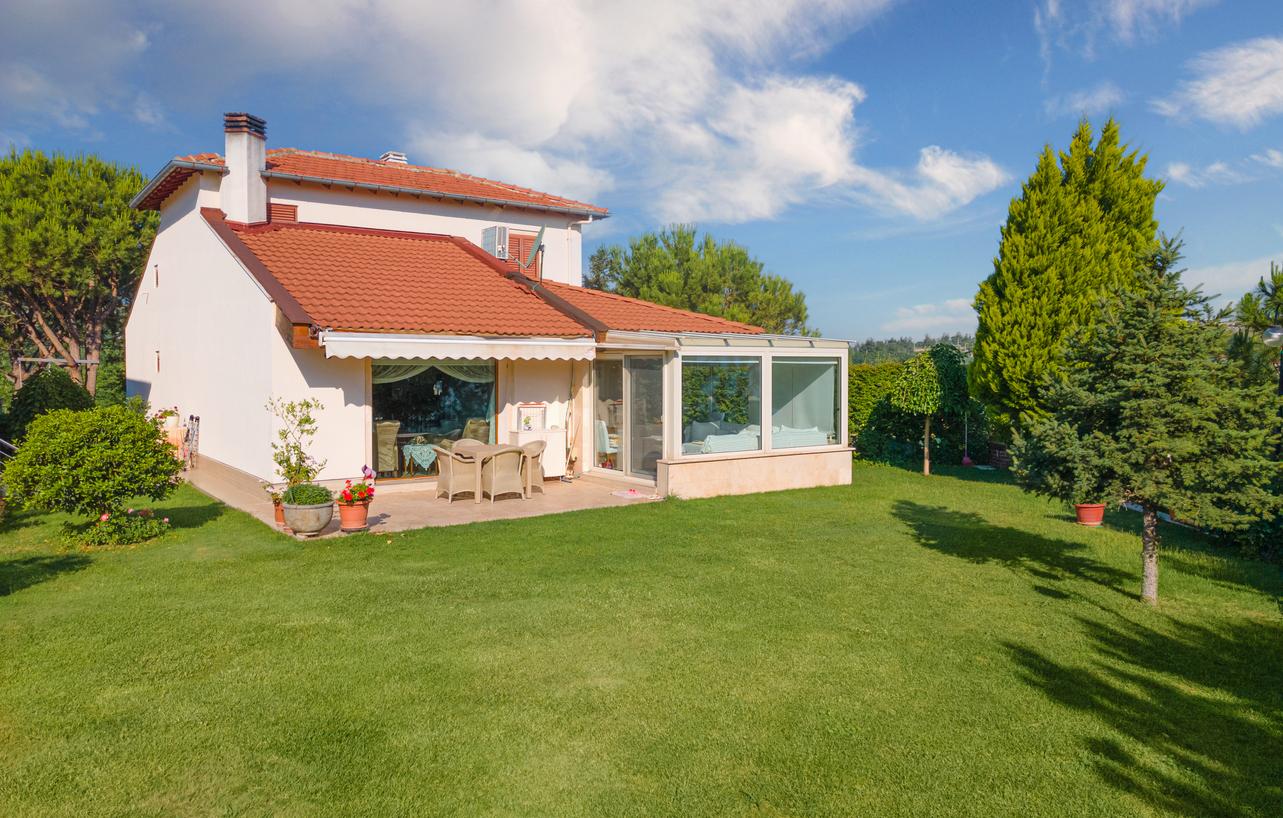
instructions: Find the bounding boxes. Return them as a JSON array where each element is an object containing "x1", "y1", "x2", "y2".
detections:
[
  {"x1": 262, "y1": 483, "x2": 286, "y2": 527},
  {"x1": 267, "y1": 397, "x2": 333, "y2": 537},
  {"x1": 1074, "y1": 500, "x2": 1107, "y2": 527},
  {"x1": 336, "y1": 466, "x2": 376, "y2": 532},
  {"x1": 280, "y1": 483, "x2": 334, "y2": 536}
]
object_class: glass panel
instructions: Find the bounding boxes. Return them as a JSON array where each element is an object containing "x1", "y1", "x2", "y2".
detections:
[
  {"x1": 371, "y1": 360, "x2": 496, "y2": 477},
  {"x1": 627, "y1": 357, "x2": 664, "y2": 477},
  {"x1": 771, "y1": 357, "x2": 840, "y2": 449},
  {"x1": 680, "y1": 356, "x2": 762, "y2": 455},
  {"x1": 593, "y1": 360, "x2": 623, "y2": 471}
]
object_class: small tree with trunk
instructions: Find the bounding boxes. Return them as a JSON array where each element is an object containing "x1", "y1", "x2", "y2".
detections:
[
  {"x1": 1013, "y1": 264, "x2": 1279, "y2": 604},
  {"x1": 889, "y1": 343, "x2": 968, "y2": 475},
  {"x1": 0, "y1": 149, "x2": 156, "y2": 395}
]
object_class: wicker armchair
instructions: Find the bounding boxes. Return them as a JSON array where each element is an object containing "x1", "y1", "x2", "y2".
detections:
[
  {"x1": 480, "y1": 446, "x2": 525, "y2": 503},
  {"x1": 433, "y1": 444, "x2": 478, "y2": 503},
  {"x1": 521, "y1": 439, "x2": 547, "y2": 498}
]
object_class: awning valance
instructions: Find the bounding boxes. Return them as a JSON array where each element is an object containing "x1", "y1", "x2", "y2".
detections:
[{"x1": 319, "y1": 331, "x2": 596, "y2": 361}]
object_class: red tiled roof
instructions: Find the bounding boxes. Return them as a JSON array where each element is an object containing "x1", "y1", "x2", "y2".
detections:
[
  {"x1": 145, "y1": 149, "x2": 607, "y2": 216},
  {"x1": 540, "y1": 281, "x2": 764, "y2": 335},
  {"x1": 209, "y1": 214, "x2": 591, "y2": 338}
]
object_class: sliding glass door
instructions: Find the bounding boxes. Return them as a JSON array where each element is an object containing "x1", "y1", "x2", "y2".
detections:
[{"x1": 593, "y1": 356, "x2": 664, "y2": 480}]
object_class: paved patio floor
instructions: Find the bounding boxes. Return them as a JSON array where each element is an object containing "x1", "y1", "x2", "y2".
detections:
[{"x1": 186, "y1": 456, "x2": 662, "y2": 536}]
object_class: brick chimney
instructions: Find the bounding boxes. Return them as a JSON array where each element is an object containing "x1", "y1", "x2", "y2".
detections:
[{"x1": 222, "y1": 112, "x2": 267, "y2": 223}]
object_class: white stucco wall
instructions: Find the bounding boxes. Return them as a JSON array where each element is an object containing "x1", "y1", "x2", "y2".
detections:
[
  {"x1": 125, "y1": 172, "x2": 277, "y2": 480},
  {"x1": 270, "y1": 343, "x2": 370, "y2": 482},
  {"x1": 263, "y1": 183, "x2": 589, "y2": 286},
  {"x1": 497, "y1": 359, "x2": 574, "y2": 445}
]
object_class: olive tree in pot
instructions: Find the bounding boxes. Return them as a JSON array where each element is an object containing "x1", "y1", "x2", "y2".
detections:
[{"x1": 267, "y1": 397, "x2": 332, "y2": 537}]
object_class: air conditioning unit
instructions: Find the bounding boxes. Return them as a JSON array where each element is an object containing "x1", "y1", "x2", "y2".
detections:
[{"x1": 481, "y1": 225, "x2": 509, "y2": 260}]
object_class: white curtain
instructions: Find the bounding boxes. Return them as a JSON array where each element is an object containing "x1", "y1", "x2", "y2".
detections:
[
  {"x1": 371, "y1": 363, "x2": 432, "y2": 383},
  {"x1": 371, "y1": 359, "x2": 496, "y2": 384}
]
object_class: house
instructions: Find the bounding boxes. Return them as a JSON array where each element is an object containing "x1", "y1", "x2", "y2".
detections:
[{"x1": 125, "y1": 113, "x2": 851, "y2": 499}]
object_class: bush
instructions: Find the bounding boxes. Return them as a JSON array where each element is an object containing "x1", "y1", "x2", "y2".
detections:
[
  {"x1": 81, "y1": 507, "x2": 171, "y2": 546},
  {"x1": 281, "y1": 483, "x2": 332, "y2": 505},
  {"x1": 848, "y1": 362, "x2": 902, "y2": 441},
  {"x1": 4, "y1": 404, "x2": 183, "y2": 531},
  {"x1": 6, "y1": 367, "x2": 93, "y2": 440}
]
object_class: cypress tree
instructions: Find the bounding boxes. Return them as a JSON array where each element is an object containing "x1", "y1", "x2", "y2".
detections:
[{"x1": 972, "y1": 119, "x2": 1163, "y2": 432}]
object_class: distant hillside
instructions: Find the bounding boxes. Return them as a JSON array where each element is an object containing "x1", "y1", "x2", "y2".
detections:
[{"x1": 849, "y1": 333, "x2": 974, "y2": 364}]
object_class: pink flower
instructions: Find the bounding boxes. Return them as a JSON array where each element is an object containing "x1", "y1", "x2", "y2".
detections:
[
  {"x1": 127, "y1": 508, "x2": 134, "y2": 514},
  {"x1": 99, "y1": 513, "x2": 110, "y2": 522}
]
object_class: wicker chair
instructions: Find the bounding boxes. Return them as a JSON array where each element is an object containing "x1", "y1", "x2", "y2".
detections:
[
  {"x1": 521, "y1": 439, "x2": 547, "y2": 498},
  {"x1": 480, "y1": 446, "x2": 525, "y2": 503},
  {"x1": 433, "y1": 444, "x2": 478, "y2": 503},
  {"x1": 374, "y1": 420, "x2": 401, "y2": 476},
  {"x1": 460, "y1": 417, "x2": 490, "y2": 442}
]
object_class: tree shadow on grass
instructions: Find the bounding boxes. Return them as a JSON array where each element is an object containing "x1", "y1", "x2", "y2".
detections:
[
  {"x1": 0, "y1": 553, "x2": 92, "y2": 596},
  {"x1": 892, "y1": 500, "x2": 1132, "y2": 600},
  {"x1": 1004, "y1": 614, "x2": 1283, "y2": 817},
  {"x1": 157, "y1": 502, "x2": 227, "y2": 531}
]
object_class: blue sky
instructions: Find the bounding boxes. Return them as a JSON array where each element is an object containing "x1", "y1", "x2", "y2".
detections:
[{"x1": 2, "y1": 1, "x2": 1281, "y2": 340}]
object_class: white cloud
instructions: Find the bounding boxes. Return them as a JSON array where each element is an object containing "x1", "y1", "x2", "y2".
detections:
[
  {"x1": 1186, "y1": 253, "x2": 1283, "y2": 301},
  {"x1": 1254, "y1": 148, "x2": 1283, "y2": 169},
  {"x1": 1035, "y1": 0, "x2": 1216, "y2": 64},
  {"x1": 849, "y1": 147, "x2": 1010, "y2": 220},
  {"x1": 881, "y1": 297, "x2": 977, "y2": 334},
  {"x1": 1154, "y1": 36, "x2": 1283, "y2": 129},
  {"x1": 1044, "y1": 81, "x2": 1125, "y2": 117},
  {"x1": 0, "y1": 1, "x2": 1010, "y2": 225},
  {"x1": 1164, "y1": 159, "x2": 1253, "y2": 188}
]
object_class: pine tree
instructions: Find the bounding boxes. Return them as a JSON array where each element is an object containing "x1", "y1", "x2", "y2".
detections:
[
  {"x1": 1012, "y1": 258, "x2": 1280, "y2": 604},
  {"x1": 584, "y1": 226, "x2": 812, "y2": 335},
  {"x1": 0, "y1": 149, "x2": 156, "y2": 395},
  {"x1": 972, "y1": 119, "x2": 1163, "y2": 432}
]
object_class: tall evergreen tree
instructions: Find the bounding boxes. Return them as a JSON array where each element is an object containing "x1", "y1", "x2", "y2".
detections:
[
  {"x1": 586, "y1": 225, "x2": 812, "y2": 335},
  {"x1": 0, "y1": 149, "x2": 156, "y2": 395},
  {"x1": 972, "y1": 119, "x2": 1163, "y2": 432},
  {"x1": 1013, "y1": 260, "x2": 1279, "y2": 604}
]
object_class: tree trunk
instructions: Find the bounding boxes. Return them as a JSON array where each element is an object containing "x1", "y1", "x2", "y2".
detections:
[
  {"x1": 923, "y1": 415, "x2": 931, "y2": 476},
  {"x1": 1141, "y1": 505, "x2": 1160, "y2": 605}
]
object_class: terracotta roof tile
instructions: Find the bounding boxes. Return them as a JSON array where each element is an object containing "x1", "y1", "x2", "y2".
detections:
[
  {"x1": 158, "y1": 149, "x2": 606, "y2": 216},
  {"x1": 224, "y1": 220, "x2": 592, "y2": 338},
  {"x1": 541, "y1": 281, "x2": 764, "y2": 335}
]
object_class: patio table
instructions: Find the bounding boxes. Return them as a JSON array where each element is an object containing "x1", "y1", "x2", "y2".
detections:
[
  {"x1": 400, "y1": 443, "x2": 438, "y2": 476},
  {"x1": 454, "y1": 443, "x2": 521, "y2": 504}
]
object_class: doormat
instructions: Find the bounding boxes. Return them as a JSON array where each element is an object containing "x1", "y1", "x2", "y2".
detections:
[{"x1": 611, "y1": 488, "x2": 661, "y2": 500}]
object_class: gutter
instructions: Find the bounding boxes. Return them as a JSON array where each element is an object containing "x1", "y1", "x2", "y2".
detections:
[
  {"x1": 129, "y1": 159, "x2": 227, "y2": 209},
  {"x1": 260, "y1": 170, "x2": 610, "y2": 220}
]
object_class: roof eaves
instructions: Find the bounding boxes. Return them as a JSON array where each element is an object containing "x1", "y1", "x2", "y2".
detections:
[
  {"x1": 260, "y1": 169, "x2": 609, "y2": 219},
  {"x1": 131, "y1": 159, "x2": 227, "y2": 210},
  {"x1": 198, "y1": 208, "x2": 313, "y2": 326}
]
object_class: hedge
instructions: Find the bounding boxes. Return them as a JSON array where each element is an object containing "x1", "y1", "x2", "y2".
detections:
[{"x1": 849, "y1": 361, "x2": 989, "y2": 466}]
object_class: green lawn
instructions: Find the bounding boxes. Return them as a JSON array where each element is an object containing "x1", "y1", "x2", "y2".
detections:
[{"x1": 1, "y1": 464, "x2": 1279, "y2": 817}]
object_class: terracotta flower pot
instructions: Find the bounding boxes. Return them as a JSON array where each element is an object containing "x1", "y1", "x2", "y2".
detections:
[
  {"x1": 337, "y1": 499, "x2": 371, "y2": 533},
  {"x1": 273, "y1": 500, "x2": 285, "y2": 527},
  {"x1": 1075, "y1": 503, "x2": 1106, "y2": 527},
  {"x1": 282, "y1": 501, "x2": 334, "y2": 537}
]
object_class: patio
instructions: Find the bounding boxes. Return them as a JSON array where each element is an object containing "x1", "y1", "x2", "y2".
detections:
[{"x1": 186, "y1": 456, "x2": 661, "y2": 536}]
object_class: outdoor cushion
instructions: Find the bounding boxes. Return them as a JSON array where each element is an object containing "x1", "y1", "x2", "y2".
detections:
[
  {"x1": 701, "y1": 431, "x2": 760, "y2": 454},
  {"x1": 687, "y1": 420, "x2": 721, "y2": 442}
]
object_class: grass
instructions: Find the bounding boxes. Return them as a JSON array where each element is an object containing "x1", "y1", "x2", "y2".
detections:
[{"x1": 1, "y1": 463, "x2": 1280, "y2": 817}]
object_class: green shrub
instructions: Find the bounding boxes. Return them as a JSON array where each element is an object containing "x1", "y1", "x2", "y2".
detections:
[
  {"x1": 6, "y1": 367, "x2": 93, "y2": 440},
  {"x1": 81, "y1": 507, "x2": 171, "y2": 546},
  {"x1": 267, "y1": 397, "x2": 326, "y2": 486},
  {"x1": 4, "y1": 405, "x2": 183, "y2": 532},
  {"x1": 281, "y1": 483, "x2": 332, "y2": 505},
  {"x1": 848, "y1": 361, "x2": 902, "y2": 442}
]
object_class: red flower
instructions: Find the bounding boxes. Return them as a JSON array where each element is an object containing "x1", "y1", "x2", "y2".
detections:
[{"x1": 341, "y1": 490, "x2": 353, "y2": 503}]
